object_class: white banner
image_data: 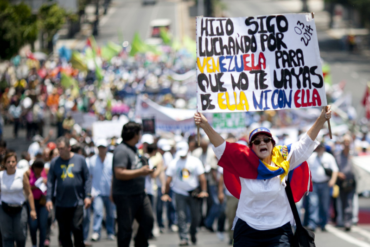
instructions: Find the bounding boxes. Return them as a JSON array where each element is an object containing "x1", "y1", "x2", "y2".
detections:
[{"x1": 196, "y1": 14, "x2": 327, "y2": 113}]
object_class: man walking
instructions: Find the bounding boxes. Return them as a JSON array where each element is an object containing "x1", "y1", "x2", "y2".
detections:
[
  {"x1": 162, "y1": 141, "x2": 208, "y2": 246},
  {"x1": 304, "y1": 143, "x2": 338, "y2": 231},
  {"x1": 112, "y1": 122, "x2": 154, "y2": 247},
  {"x1": 90, "y1": 139, "x2": 115, "y2": 241},
  {"x1": 46, "y1": 137, "x2": 92, "y2": 247}
]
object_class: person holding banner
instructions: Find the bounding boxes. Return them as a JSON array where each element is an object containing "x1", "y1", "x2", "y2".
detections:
[{"x1": 194, "y1": 106, "x2": 331, "y2": 246}]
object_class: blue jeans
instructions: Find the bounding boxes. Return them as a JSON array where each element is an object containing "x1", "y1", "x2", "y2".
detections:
[
  {"x1": 304, "y1": 182, "x2": 331, "y2": 230},
  {"x1": 156, "y1": 188, "x2": 176, "y2": 228},
  {"x1": 83, "y1": 207, "x2": 91, "y2": 241},
  {"x1": 205, "y1": 185, "x2": 222, "y2": 228},
  {"x1": 92, "y1": 196, "x2": 115, "y2": 236},
  {"x1": 0, "y1": 204, "x2": 28, "y2": 247},
  {"x1": 29, "y1": 201, "x2": 49, "y2": 247}
]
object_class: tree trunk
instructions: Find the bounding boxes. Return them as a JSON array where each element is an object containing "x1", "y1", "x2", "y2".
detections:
[{"x1": 301, "y1": 0, "x2": 309, "y2": 12}]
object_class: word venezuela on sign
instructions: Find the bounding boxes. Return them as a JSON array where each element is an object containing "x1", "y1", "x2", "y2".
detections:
[{"x1": 196, "y1": 13, "x2": 327, "y2": 112}]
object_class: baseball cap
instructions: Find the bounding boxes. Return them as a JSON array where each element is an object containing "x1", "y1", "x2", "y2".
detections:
[
  {"x1": 47, "y1": 142, "x2": 56, "y2": 150},
  {"x1": 141, "y1": 134, "x2": 154, "y2": 144},
  {"x1": 32, "y1": 135, "x2": 44, "y2": 142},
  {"x1": 96, "y1": 139, "x2": 108, "y2": 148},
  {"x1": 249, "y1": 127, "x2": 274, "y2": 144},
  {"x1": 176, "y1": 141, "x2": 189, "y2": 157},
  {"x1": 157, "y1": 139, "x2": 171, "y2": 151}
]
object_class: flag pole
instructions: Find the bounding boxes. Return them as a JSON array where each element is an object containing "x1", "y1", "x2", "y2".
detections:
[
  {"x1": 197, "y1": 111, "x2": 200, "y2": 146},
  {"x1": 326, "y1": 106, "x2": 332, "y2": 139}
]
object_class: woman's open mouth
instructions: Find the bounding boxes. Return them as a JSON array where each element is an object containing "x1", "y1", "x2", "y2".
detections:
[{"x1": 260, "y1": 147, "x2": 268, "y2": 153}]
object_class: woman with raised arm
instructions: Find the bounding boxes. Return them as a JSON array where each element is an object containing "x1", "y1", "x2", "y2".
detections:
[{"x1": 194, "y1": 106, "x2": 332, "y2": 247}]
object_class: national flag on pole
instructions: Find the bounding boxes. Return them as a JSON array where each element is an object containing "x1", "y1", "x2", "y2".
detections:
[{"x1": 362, "y1": 83, "x2": 370, "y2": 119}]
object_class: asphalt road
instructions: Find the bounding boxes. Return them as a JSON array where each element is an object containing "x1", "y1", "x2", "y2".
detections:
[{"x1": 95, "y1": 0, "x2": 179, "y2": 46}]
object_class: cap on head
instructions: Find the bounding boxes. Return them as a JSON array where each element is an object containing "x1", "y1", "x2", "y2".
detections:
[
  {"x1": 32, "y1": 135, "x2": 44, "y2": 142},
  {"x1": 141, "y1": 134, "x2": 154, "y2": 145},
  {"x1": 96, "y1": 139, "x2": 108, "y2": 148},
  {"x1": 176, "y1": 141, "x2": 189, "y2": 157},
  {"x1": 157, "y1": 139, "x2": 171, "y2": 151},
  {"x1": 249, "y1": 127, "x2": 274, "y2": 145}
]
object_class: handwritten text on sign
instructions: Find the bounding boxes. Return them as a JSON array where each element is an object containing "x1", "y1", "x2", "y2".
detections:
[{"x1": 196, "y1": 14, "x2": 327, "y2": 112}]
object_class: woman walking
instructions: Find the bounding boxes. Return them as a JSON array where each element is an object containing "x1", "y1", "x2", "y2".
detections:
[
  {"x1": 0, "y1": 152, "x2": 37, "y2": 247},
  {"x1": 26, "y1": 160, "x2": 48, "y2": 247},
  {"x1": 194, "y1": 106, "x2": 332, "y2": 247}
]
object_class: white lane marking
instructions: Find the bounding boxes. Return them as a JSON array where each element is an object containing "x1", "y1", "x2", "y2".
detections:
[
  {"x1": 326, "y1": 225, "x2": 370, "y2": 247},
  {"x1": 352, "y1": 226, "x2": 370, "y2": 241}
]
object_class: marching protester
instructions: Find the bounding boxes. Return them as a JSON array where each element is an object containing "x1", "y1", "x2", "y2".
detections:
[
  {"x1": 335, "y1": 135, "x2": 357, "y2": 231},
  {"x1": 26, "y1": 159, "x2": 49, "y2": 247},
  {"x1": 194, "y1": 106, "x2": 332, "y2": 246},
  {"x1": 112, "y1": 121, "x2": 154, "y2": 247},
  {"x1": 304, "y1": 143, "x2": 338, "y2": 232},
  {"x1": 162, "y1": 141, "x2": 208, "y2": 246},
  {"x1": 0, "y1": 152, "x2": 37, "y2": 247},
  {"x1": 46, "y1": 137, "x2": 92, "y2": 247},
  {"x1": 156, "y1": 139, "x2": 176, "y2": 232},
  {"x1": 89, "y1": 139, "x2": 115, "y2": 241}
]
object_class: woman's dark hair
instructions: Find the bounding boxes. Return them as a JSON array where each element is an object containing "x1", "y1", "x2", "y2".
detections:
[
  {"x1": 32, "y1": 159, "x2": 45, "y2": 170},
  {"x1": 2, "y1": 152, "x2": 17, "y2": 169},
  {"x1": 147, "y1": 143, "x2": 157, "y2": 154},
  {"x1": 121, "y1": 121, "x2": 142, "y2": 142}
]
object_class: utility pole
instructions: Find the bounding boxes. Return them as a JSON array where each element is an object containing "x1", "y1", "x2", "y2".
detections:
[{"x1": 92, "y1": 0, "x2": 99, "y2": 36}]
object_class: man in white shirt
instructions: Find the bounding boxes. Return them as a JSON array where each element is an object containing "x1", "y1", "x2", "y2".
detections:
[
  {"x1": 304, "y1": 143, "x2": 338, "y2": 231},
  {"x1": 89, "y1": 139, "x2": 115, "y2": 241},
  {"x1": 162, "y1": 141, "x2": 208, "y2": 246}
]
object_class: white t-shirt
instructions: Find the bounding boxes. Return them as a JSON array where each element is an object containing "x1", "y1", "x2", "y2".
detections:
[
  {"x1": 217, "y1": 167, "x2": 233, "y2": 197},
  {"x1": 156, "y1": 151, "x2": 173, "y2": 187},
  {"x1": 166, "y1": 155, "x2": 205, "y2": 196},
  {"x1": 212, "y1": 133, "x2": 319, "y2": 231},
  {"x1": 0, "y1": 169, "x2": 26, "y2": 205},
  {"x1": 307, "y1": 152, "x2": 338, "y2": 183},
  {"x1": 28, "y1": 142, "x2": 41, "y2": 159}
]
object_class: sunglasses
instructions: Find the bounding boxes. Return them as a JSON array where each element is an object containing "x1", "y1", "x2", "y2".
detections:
[{"x1": 251, "y1": 137, "x2": 272, "y2": 145}]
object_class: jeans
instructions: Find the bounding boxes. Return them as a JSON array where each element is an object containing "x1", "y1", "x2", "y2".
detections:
[
  {"x1": 83, "y1": 207, "x2": 91, "y2": 241},
  {"x1": 156, "y1": 188, "x2": 176, "y2": 228},
  {"x1": 338, "y1": 189, "x2": 355, "y2": 228},
  {"x1": 0, "y1": 204, "x2": 28, "y2": 247},
  {"x1": 233, "y1": 219, "x2": 293, "y2": 247},
  {"x1": 29, "y1": 200, "x2": 49, "y2": 247},
  {"x1": 205, "y1": 185, "x2": 223, "y2": 229},
  {"x1": 174, "y1": 193, "x2": 202, "y2": 241},
  {"x1": 113, "y1": 193, "x2": 154, "y2": 247},
  {"x1": 56, "y1": 206, "x2": 84, "y2": 247},
  {"x1": 303, "y1": 182, "x2": 331, "y2": 230},
  {"x1": 92, "y1": 196, "x2": 115, "y2": 236}
]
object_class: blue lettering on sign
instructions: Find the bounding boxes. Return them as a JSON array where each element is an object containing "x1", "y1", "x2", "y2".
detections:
[
  {"x1": 271, "y1": 89, "x2": 293, "y2": 109},
  {"x1": 253, "y1": 91, "x2": 264, "y2": 110}
]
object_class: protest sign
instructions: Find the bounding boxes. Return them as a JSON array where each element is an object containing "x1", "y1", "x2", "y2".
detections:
[
  {"x1": 196, "y1": 14, "x2": 327, "y2": 113},
  {"x1": 211, "y1": 112, "x2": 246, "y2": 132}
]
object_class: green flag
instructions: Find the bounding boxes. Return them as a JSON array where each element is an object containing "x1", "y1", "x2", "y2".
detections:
[
  {"x1": 101, "y1": 42, "x2": 122, "y2": 61},
  {"x1": 70, "y1": 52, "x2": 87, "y2": 72},
  {"x1": 89, "y1": 36, "x2": 104, "y2": 87},
  {"x1": 160, "y1": 27, "x2": 171, "y2": 45},
  {"x1": 130, "y1": 32, "x2": 146, "y2": 56}
]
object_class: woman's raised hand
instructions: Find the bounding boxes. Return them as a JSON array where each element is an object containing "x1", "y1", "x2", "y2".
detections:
[
  {"x1": 320, "y1": 105, "x2": 332, "y2": 121},
  {"x1": 194, "y1": 112, "x2": 208, "y2": 129}
]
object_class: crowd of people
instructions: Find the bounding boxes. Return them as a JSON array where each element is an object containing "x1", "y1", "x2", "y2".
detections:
[{"x1": 0, "y1": 107, "x2": 366, "y2": 247}]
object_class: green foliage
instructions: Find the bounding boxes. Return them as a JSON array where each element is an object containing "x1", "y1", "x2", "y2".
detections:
[
  {"x1": 38, "y1": 3, "x2": 67, "y2": 42},
  {"x1": 0, "y1": 0, "x2": 38, "y2": 60}
]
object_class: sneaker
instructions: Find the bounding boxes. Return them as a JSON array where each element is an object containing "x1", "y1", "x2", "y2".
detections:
[
  {"x1": 84, "y1": 241, "x2": 93, "y2": 247},
  {"x1": 107, "y1": 234, "x2": 115, "y2": 241},
  {"x1": 171, "y1": 225, "x2": 179, "y2": 232},
  {"x1": 91, "y1": 232, "x2": 100, "y2": 242},
  {"x1": 217, "y1": 232, "x2": 224, "y2": 241},
  {"x1": 205, "y1": 225, "x2": 214, "y2": 233},
  {"x1": 191, "y1": 234, "x2": 197, "y2": 245},
  {"x1": 179, "y1": 240, "x2": 189, "y2": 246},
  {"x1": 228, "y1": 239, "x2": 233, "y2": 245}
]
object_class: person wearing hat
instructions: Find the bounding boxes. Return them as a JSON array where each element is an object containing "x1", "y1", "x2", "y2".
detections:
[
  {"x1": 156, "y1": 139, "x2": 176, "y2": 232},
  {"x1": 304, "y1": 143, "x2": 338, "y2": 232},
  {"x1": 162, "y1": 141, "x2": 208, "y2": 246},
  {"x1": 88, "y1": 139, "x2": 115, "y2": 242},
  {"x1": 194, "y1": 106, "x2": 332, "y2": 246}
]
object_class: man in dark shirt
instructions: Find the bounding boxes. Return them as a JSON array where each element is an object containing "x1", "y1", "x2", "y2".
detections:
[
  {"x1": 112, "y1": 121, "x2": 154, "y2": 247},
  {"x1": 46, "y1": 136, "x2": 92, "y2": 247}
]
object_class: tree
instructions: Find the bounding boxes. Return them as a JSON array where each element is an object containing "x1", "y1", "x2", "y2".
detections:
[
  {"x1": 0, "y1": 0, "x2": 38, "y2": 60},
  {"x1": 38, "y1": 3, "x2": 68, "y2": 52}
]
